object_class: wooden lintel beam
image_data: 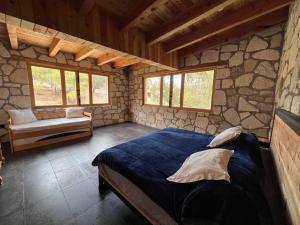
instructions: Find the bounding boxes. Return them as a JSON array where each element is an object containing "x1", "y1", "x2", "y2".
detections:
[
  {"x1": 6, "y1": 24, "x2": 18, "y2": 49},
  {"x1": 96, "y1": 53, "x2": 123, "y2": 65},
  {"x1": 164, "y1": 0, "x2": 293, "y2": 53},
  {"x1": 147, "y1": 0, "x2": 235, "y2": 45},
  {"x1": 49, "y1": 38, "x2": 62, "y2": 56},
  {"x1": 121, "y1": 0, "x2": 166, "y2": 30},
  {"x1": 75, "y1": 47, "x2": 95, "y2": 61},
  {"x1": 179, "y1": 8, "x2": 289, "y2": 56},
  {"x1": 113, "y1": 58, "x2": 140, "y2": 68}
]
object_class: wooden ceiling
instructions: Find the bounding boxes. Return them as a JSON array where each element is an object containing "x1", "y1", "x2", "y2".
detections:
[{"x1": 0, "y1": 0, "x2": 293, "y2": 70}]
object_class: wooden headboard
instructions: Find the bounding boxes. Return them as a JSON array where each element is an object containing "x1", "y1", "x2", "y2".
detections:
[{"x1": 271, "y1": 109, "x2": 300, "y2": 225}]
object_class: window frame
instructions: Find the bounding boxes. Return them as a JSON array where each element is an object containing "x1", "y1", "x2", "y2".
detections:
[
  {"x1": 143, "y1": 68, "x2": 216, "y2": 112},
  {"x1": 27, "y1": 61, "x2": 111, "y2": 108}
]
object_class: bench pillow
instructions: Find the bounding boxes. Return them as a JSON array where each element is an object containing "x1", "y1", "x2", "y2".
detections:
[
  {"x1": 66, "y1": 107, "x2": 84, "y2": 118},
  {"x1": 167, "y1": 148, "x2": 234, "y2": 183},
  {"x1": 8, "y1": 109, "x2": 37, "y2": 125},
  {"x1": 208, "y1": 126, "x2": 242, "y2": 148}
]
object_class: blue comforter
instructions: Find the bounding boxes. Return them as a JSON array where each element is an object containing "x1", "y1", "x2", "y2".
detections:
[{"x1": 92, "y1": 128, "x2": 271, "y2": 225}]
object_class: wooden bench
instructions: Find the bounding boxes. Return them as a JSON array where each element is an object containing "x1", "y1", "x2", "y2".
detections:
[{"x1": 8, "y1": 112, "x2": 93, "y2": 152}]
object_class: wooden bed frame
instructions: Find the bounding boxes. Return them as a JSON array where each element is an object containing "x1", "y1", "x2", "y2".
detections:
[
  {"x1": 271, "y1": 109, "x2": 300, "y2": 225},
  {"x1": 8, "y1": 112, "x2": 93, "y2": 152}
]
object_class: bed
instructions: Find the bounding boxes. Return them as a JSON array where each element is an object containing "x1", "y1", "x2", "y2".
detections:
[{"x1": 92, "y1": 127, "x2": 272, "y2": 225}]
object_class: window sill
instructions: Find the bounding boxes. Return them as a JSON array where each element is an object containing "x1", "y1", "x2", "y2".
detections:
[{"x1": 142, "y1": 104, "x2": 212, "y2": 113}]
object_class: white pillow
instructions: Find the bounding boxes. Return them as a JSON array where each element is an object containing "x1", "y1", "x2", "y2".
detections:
[
  {"x1": 208, "y1": 126, "x2": 242, "y2": 148},
  {"x1": 167, "y1": 149, "x2": 234, "y2": 183},
  {"x1": 65, "y1": 107, "x2": 84, "y2": 118},
  {"x1": 8, "y1": 109, "x2": 37, "y2": 125}
]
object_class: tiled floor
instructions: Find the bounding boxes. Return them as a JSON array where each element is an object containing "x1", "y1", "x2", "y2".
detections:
[{"x1": 0, "y1": 123, "x2": 156, "y2": 225}]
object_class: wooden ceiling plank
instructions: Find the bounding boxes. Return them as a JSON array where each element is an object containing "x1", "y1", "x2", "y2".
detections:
[
  {"x1": 75, "y1": 47, "x2": 95, "y2": 61},
  {"x1": 113, "y1": 57, "x2": 141, "y2": 68},
  {"x1": 179, "y1": 8, "x2": 289, "y2": 56},
  {"x1": 121, "y1": 0, "x2": 167, "y2": 30},
  {"x1": 77, "y1": 0, "x2": 96, "y2": 15},
  {"x1": 96, "y1": 53, "x2": 124, "y2": 65},
  {"x1": 164, "y1": 0, "x2": 293, "y2": 53},
  {"x1": 147, "y1": 0, "x2": 236, "y2": 45},
  {"x1": 49, "y1": 37, "x2": 62, "y2": 56},
  {"x1": 6, "y1": 24, "x2": 18, "y2": 49}
]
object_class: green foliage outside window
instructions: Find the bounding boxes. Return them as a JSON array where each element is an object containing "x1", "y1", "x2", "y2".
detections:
[
  {"x1": 144, "y1": 69, "x2": 214, "y2": 110},
  {"x1": 79, "y1": 73, "x2": 90, "y2": 104},
  {"x1": 183, "y1": 70, "x2": 214, "y2": 110},
  {"x1": 31, "y1": 66, "x2": 62, "y2": 106},
  {"x1": 172, "y1": 74, "x2": 181, "y2": 107},
  {"x1": 145, "y1": 77, "x2": 160, "y2": 105},
  {"x1": 65, "y1": 71, "x2": 77, "y2": 105},
  {"x1": 162, "y1": 76, "x2": 170, "y2": 106},
  {"x1": 92, "y1": 75, "x2": 108, "y2": 104}
]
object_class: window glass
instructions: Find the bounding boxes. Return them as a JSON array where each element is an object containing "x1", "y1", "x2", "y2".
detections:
[
  {"x1": 65, "y1": 71, "x2": 77, "y2": 105},
  {"x1": 171, "y1": 74, "x2": 182, "y2": 107},
  {"x1": 79, "y1": 73, "x2": 90, "y2": 104},
  {"x1": 183, "y1": 70, "x2": 214, "y2": 110},
  {"x1": 145, "y1": 76, "x2": 161, "y2": 105},
  {"x1": 92, "y1": 75, "x2": 109, "y2": 104},
  {"x1": 31, "y1": 66, "x2": 62, "y2": 106},
  {"x1": 162, "y1": 75, "x2": 170, "y2": 106}
]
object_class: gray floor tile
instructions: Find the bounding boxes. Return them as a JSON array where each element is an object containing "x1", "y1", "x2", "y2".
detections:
[
  {"x1": 55, "y1": 166, "x2": 87, "y2": 189},
  {"x1": 26, "y1": 191, "x2": 73, "y2": 225},
  {"x1": 24, "y1": 172, "x2": 61, "y2": 208},
  {"x1": 63, "y1": 179, "x2": 100, "y2": 216},
  {"x1": 50, "y1": 155, "x2": 77, "y2": 173},
  {"x1": 0, "y1": 122, "x2": 155, "y2": 225}
]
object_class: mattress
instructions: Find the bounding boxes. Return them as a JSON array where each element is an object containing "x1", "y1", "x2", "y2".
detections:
[{"x1": 11, "y1": 117, "x2": 91, "y2": 133}]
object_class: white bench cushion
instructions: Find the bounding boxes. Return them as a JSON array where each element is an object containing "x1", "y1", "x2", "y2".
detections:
[{"x1": 11, "y1": 117, "x2": 91, "y2": 133}]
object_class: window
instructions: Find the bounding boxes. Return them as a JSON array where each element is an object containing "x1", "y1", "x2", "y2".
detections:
[
  {"x1": 162, "y1": 75, "x2": 170, "y2": 106},
  {"x1": 144, "y1": 76, "x2": 161, "y2": 105},
  {"x1": 143, "y1": 69, "x2": 215, "y2": 111},
  {"x1": 92, "y1": 74, "x2": 109, "y2": 104},
  {"x1": 31, "y1": 66, "x2": 63, "y2": 106},
  {"x1": 183, "y1": 70, "x2": 214, "y2": 110},
  {"x1": 29, "y1": 63, "x2": 110, "y2": 107},
  {"x1": 65, "y1": 71, "x2": 77, "y2": 105},
  {"x1": 172, "y1": 74, "x2": 182, "y2": 107},
  {"x1": 79, "y1": 73, "x2": 90, "y2": 105}
]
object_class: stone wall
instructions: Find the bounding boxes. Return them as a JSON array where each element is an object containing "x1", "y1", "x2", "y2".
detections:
[
  {"x1": 0, "y1": 40, "x2": 129, "y2": 142},
  {"x1": 129, "y1": 25, "x2": 285, "y2": 139},
  {"x1": 275, "y1": 0, "x2": 300, "y2": 115}
]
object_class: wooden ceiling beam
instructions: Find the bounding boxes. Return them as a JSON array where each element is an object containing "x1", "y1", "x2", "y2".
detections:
[
  {"x1": 121, "y1": 0, "x2": 166, "y2": 30},
  {"x1": 178, "y1": 7, "x2": 289, "y2": 56},
  {"x1": 147, "y1": 0, "x2": 236, "y2": 45},
  {"x1": 96, "y1": 53, "x2": 124, "y2": 65},
  {"x1": 49, "y1": 38, "x2": 62, "y2": 57},
  {"x1": 75, "y1": 47, "x2": 95, "y2": 61},
  {"x1": 164, "y1": 0, "x2": 293, "y2": 53},
  {"x1": 6, "y1": 24, "x2": 18, "y2": 49},
  {"x1": 113, "y1": 57, "x2": 141, "y2": 68}
]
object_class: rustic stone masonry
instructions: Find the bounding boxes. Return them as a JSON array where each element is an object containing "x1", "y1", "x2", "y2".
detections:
[
  {"x1": 0, "y1": 41, "x2": 129, "y2": 142},
  {"x1": 129, "y1": 24, "x2": 285, "y2": 139},
  {"x1": 275, "y1": 0, "x2": 300, "y2": 116}
]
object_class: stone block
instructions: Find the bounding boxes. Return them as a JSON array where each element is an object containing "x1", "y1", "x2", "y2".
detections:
[
  {"x1": 235, "y1": 73, "x2": 253, "y2": 87},
  {"x1": 246, "y1": 36, "x2": 268, "y2": 52},
  {"x1": 252, "y1": 77, "x2": 275, "y2": 89},
  {"x1": 252, "y1": 49, "x2": 280, "y2": 61},
  {"x1": 229, "y1": 51, "x2": 244, "y2": 67}
]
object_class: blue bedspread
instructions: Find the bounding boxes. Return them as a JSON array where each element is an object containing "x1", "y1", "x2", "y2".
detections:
[{"x1": 92, "y1": 128, "x2": 271, "y2": 225}]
